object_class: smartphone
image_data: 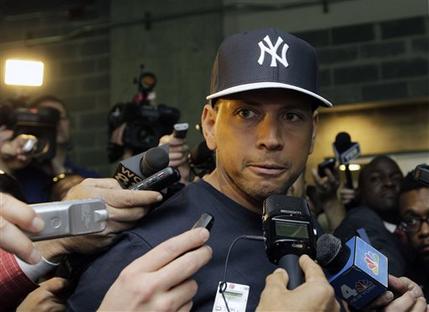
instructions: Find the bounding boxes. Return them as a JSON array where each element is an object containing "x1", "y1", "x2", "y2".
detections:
[
  {"x1": 317, "y1": 158, "x2": 336, "y2": 177},
  {"x1": 192, "y1": 213, "x2": 214, "y2": 231}
]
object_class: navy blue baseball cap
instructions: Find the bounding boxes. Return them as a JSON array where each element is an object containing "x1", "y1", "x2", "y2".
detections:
[{"x1": 207, "y1": 28, "x2": 332, "y2": 107}]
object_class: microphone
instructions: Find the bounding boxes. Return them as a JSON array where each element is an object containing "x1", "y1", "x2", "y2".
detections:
[
  {"x1": 316, "y1": 234, "x2": 388, "y2": 310},
  {"x1": 262, "y1": 195, "x2": 317, "y2": 289},
  {"x1": 113, "y1": 146, "x2": 169, "y2": 188},
  {"x1": 333, "y1": 132, "x2": 360, "y2": 189},
  {"x1": 140, "y1": 146, "x2": 169, "y2": 177}
]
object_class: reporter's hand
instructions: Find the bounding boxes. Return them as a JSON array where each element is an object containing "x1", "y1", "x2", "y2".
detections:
[
  {"x1": 0, "y1": 192, "x2": 44, "y2": 264},
  {"x1": 368, "y1": 275, "x2": 427, "y2": 312},
  {"x1": 159, "y1": 134, "x2": 191, "y2": 184},
  {"x1": 257, "y1": 255, "x2": 340, "y2": 312},
  {"x1": 312, "y1": 167, "x2": 340, "y2": 201},
  {"x1": 0, "y1": 126, "x2": 13, "y2": 149},
  {"x1": 98, "y1": 228, "x2": 212, "y2": 312},
  {"x1": 35, "y1": 178, "x2": 163, "y2": 259},
  {"x1": 17, "y1": 277, "x2": 68, "y2": 312},
  {"x1": 339, "y1": 187, "x2": 356, "y2": 205}
]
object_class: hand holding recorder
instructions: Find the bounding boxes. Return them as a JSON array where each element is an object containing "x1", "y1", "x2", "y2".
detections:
[
  {"x1": 98, "y1": 216, "x2": 213, "y2": 312},
  {"x1": 0, "y1": 192, "x2": 45, "y2": 264},
  {"x1": 40, "y1": 178, "x2": 163, "y2": 257},
  {"x1": 256, "y1": 255, "x2": 340, "y2": 312}
]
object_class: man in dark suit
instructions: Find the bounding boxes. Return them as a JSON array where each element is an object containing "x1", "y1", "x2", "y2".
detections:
[
  {"x1": 334, "y1": 155, "x2": 408, "y2": 276},
  {"x1": 398, "y1": 167, "x2": 429, "y2": 299}
]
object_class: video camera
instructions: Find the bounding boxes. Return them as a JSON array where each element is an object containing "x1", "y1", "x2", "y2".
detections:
[
  {"x1": 108, "y1": 65, "x2": 180, "y2": 158},
  {"x1": 0, "y1": 103, "x2": 59, "y2": 160}
]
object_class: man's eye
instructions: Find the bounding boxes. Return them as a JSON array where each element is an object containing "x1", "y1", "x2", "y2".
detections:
[
  {"x1": 284, "y1": 112, "x2": 302, "y2": 122},
  {"x1": 237, "y1": 109, "x2": 257, "y2": 119},
  {"x1": 370, "y1": 175, "x2": 381, "y2": 183}
]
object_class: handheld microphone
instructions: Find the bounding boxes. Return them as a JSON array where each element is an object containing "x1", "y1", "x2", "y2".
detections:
[
  {"x1": 316, "y1": 234, "x2": 388, "y2": 310},
  {"x1": 113, "y1": 146, "x2": 169, "y2": 188},
  {"x1": 333, "y1": 132, "x2": 360, "y2": 189},
  {"x1": 262, "y1": 195, "x2": 317, "y2": 289},
  {"x1": 28, "y1": 199, "x2": 108, "y2": 241},
  {"x1": 173, "y1": 122, "x2": 189, "y2": 139},
  {"x1": 129, "y1": 166, "x2": 180, "y2": 191}
]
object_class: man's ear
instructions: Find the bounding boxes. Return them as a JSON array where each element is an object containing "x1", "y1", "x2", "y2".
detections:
[
  {"x1": 201, "y1": 103, "x2": 217, "y2": 150},
  {"x1": 309, "y1": 110, "x2": 318, "y2": 155}
]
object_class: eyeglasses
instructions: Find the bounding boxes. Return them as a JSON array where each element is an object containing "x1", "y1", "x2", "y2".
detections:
[{"x1": 400, "y1": 215, "x2": 429, "y2": 233}]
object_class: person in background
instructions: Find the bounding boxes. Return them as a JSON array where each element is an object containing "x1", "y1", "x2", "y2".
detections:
[
  {"x1": 12, "y1": 95, "x2": 99, "y2": 203},
  {"x1": 398, "y1": 167, "x2": 429, "y2": 300},
  {"x1": 311, "y1": 166, "x2": 346, "y2": 232},
  {"x1": 334, "y1": 155, "x2": 408, "y2": 276}
]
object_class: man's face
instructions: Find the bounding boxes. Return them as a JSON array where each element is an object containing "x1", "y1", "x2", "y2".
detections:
[
  {"x1": 38, "y1": 100, "x2": 70, "y2": 144},
  {"x1": 360, "y1": 159, "x2": 403, "y2": 214},
  {"x1": 202, "y1": 89, "x2": 317, "y2": 209},
  {"x1": 399, "y1": 188, "x2": 429, "y2": 266}
]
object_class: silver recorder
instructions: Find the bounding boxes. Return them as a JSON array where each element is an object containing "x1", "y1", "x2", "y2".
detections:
[{"x1": 28, "y1": 199, "x2": 108, "y2": 241}]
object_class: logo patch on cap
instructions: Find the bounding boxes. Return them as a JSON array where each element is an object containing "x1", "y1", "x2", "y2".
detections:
[{"x1": 257, "y1": 35, "x2": 289, "y2": 68}]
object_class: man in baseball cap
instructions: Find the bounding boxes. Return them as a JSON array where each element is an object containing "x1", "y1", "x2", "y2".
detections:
[{"x1": 67, "y1": 28, "x2": 340, "y2": 312}]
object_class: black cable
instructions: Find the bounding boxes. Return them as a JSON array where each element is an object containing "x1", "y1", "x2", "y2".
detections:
[{"x1": 219, "y1": 235, "x2": 265, "y2": 312}]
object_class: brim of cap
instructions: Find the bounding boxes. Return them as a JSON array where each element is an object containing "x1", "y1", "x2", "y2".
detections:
[{"x1": 206, "y1": 82, "x2": 332, "y2": 107}]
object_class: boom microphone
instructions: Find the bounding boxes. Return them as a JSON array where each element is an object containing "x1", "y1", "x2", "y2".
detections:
[
  {"x1": 113, "y1": 146, "x2": 169, "y2": 188},
  {"x1": 316, "y1": 234, "x2": 388, "y2": 310}
]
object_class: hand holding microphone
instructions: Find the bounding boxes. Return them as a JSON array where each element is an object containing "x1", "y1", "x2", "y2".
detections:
[
  {"x1": 256, "y1": 255, "x2": 340, "y2": 312},
  {"x1": 316, "y1": 234, "x2": 427, "y2": 311},
  {"x1": 262, "y1": 195, "x2": 317, "y2": 290},
  {"x1": 98, "y1": 228, "x2": 212, "y2": 312},
  {"x1": 159, "y1": 123, "x2": 191, "y2": 184}
]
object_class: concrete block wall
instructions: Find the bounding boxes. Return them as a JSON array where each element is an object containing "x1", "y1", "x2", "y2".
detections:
[
  {"x1": 294, "y1": 16, "x2": 429, "y2": 105},
  {"x1": 0, "y1": 1, "x2": 112, "y2": 175}
]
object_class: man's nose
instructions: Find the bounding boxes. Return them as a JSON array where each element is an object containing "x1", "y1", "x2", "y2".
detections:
[
  {"x1": 256, "y1": 115, "x2": 284, "y2": 151},
  {"x1": 419, "y1": 219, "x2": 429, "y2": 237},
  {"x1": 382, "y1": 176, "x2": 396, "y2": 188}
]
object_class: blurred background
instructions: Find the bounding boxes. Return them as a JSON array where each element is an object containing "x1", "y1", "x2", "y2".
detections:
[{"x1": 0, "y1": 0, "x2": 428, "y2": 177}]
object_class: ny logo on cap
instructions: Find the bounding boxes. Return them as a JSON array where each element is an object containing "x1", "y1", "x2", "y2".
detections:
[{"x1": 257, "y1": 35, "x2": 289, "y2": 68}]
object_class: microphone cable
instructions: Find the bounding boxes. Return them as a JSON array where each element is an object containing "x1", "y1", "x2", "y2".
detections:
[{"x1": 219, "y1": 235, "x2": 265, "y2": 312}]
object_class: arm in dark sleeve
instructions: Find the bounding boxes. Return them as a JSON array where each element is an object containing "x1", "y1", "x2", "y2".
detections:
[{"x1": 67, "y1": 232, "x2": 152, "y2": 312}]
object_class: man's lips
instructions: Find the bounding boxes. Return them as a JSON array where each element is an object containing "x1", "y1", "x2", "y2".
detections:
[
  {"x1": 247, "y1": 163, "x2": 288, "y2": 176},
  {"x1": 380, "y1": 190, "x2": 397, "y2": 199}
]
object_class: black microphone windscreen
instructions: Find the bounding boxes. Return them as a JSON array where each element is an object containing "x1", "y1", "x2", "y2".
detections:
[
  {"x1": 317, "y1": 234, "x2": 350, "y2": 274},
  {"x1": 141, "y1": 146, "x2": 169, "y2": 177},
  {"x1": 334, "y1": 132, "x2": 351, "y2": 152},
  {"x1": 316, "y1": 234, "x2": 342, "y2": 267}
]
